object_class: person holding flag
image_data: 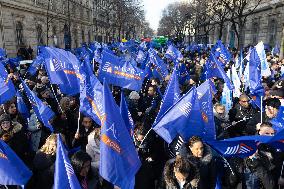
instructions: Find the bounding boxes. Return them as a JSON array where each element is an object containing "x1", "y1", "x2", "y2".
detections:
[{"x1": 247, "y1": 98, "x2": 281, "y2": 135}]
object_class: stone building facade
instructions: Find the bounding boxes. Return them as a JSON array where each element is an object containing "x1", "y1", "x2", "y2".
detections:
[
  {"x1": 208, "y1": 0, "x2": 284, "y2": 56},
  {"x1": 0, "y1": 0, "x2": 93, "y2": 56}
]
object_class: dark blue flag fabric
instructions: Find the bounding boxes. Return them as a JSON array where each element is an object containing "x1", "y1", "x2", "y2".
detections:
[
  {"x1": 165, "y1": 45, "x2": 183, "y2": 62},
  {"x1": 16, "y1": 90, "x2": 30, "y2": 120},
  {"x1": 22, "y1": 80, "x2": 55, "y2": 132},
  {"x1": 54, "y1": 134, "x2": 82, "y2": 189},
  {"x1": 27, "y1": 55, "x2": 44, "y2": 76},
  {"x1": 136, "y1": 50, "x2": 147, "y2": 65},
  {"x1": 98, "y1": 50, "x2": 145, "y2": 91},
  {"x1": 207, "y1": 139, "x2": 257, "y2": 158},
  {"x1": 148, "y1": 48, "x2": 169, "y2": 78},
  {"x1": 197, "y1": 80, "x2": 216, "y2": 140},
  {"x1": 204, "y1": 53, "x2": 234, "y2": 90},
  {"x1": 153, "y1": 87, "x2": 204, "y2": 143},
  {"x1": 154, "y1": 68, "x2": 180, "y2": 125},
  {"x1": 120, "y1": 91, "x2": 135, "y2": 138},
  {"x1": 0, "y1": 62, "x2": 16, "y2": 104},
  {"x1": 41, "y1": 47, "x2": 84, "y2": 95},
  {"x1": 249, "y1": 47, "x2": 264, "y2": 109},
  {"x1": 100, "y1": 80, "x2": 141, "y2": 189},
  {"x1": 212, "y1": 40, "x2": 231, "y2": 65},
  {"x1": 79, "y1": 75, "x2": 105, "y2": 126},
  {"x1": 0, "y1": 139, "x2": 32, "y2": 185}
]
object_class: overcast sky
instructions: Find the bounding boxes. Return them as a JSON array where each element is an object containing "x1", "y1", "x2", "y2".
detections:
[{"x1": 143, "y1": 0, "x2": 184, "y2": 32}]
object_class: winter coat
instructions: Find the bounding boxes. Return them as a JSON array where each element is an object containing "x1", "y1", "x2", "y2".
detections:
[
  {"x1": 158, "y1": 158, "x2": 199, "y2": 189},
  {"x1": 213, "y1": 109, "x2": 230, "y2": 140},
  {"x1": 0, "y1": 121, "x2": 31, "y2": 164},
  {"x1": 228, "y1": 104, "x2": 258, "y2": 137},
  {"x1": 32, "y1": 151, "x2": 56, "y2": 189},
  {"x1": 134, "y1": 136, "x2": 156, "y2": 189},
  {"x1": 27, "y1": 113, "x2": 42, "y2": 152},
  {"x1": 246, "y1": 112, "x2": 272, "y2": 135},
  {"x1": 86, "y1": 136, "x2": 100, "y2": 175},
  {"x1": 179, "y1": 144, "x2": 217, "y2": 189},
  {"x1": 72, "y1": 126, "x2": 95, "y2": 151},
  {"x1": 225, "y1": 153, "x2": 275, "y2": 189}
]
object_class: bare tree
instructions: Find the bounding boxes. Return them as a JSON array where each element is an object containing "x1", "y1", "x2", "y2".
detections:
[
  {"x1": 157, "y1": 2, "x2": 193, "y2": 41},
  {"x1": 221, "y1": 0, "x2": 262, "y2": 49}
]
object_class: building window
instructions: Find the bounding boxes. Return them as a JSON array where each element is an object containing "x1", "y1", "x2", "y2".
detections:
[
  {"x1": 36, "y1": 25, "x2": 44, "y2": 45},
  {"x1": 268, "y1": 19, "x2": 277, "y2": 46},
  {"x1": 252, "y1": 20, "x2": 259, "y2": 45},
  {"x1": 15, "y1": 21, "x2": 24, "y2": 46}
]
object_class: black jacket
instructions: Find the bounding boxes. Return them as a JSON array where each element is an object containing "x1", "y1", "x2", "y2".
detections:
[
  {"x1": 179, "y1": 144, "x2": 217, "y2": 189},
  {"x1": 32, "y1": 151, "x2": 56, "y2": 189},
  {"x1": 225, "y1": 154, "x2": 275, "y2": 189}
]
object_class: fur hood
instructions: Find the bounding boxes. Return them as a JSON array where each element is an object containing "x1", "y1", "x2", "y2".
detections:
[
  {"x1": 163, "y1": 158, "x2": 199, "y2": 188},
  {"x1": 180, "y1": 143, "x2": 213, "y2": 166},
  {"x1": 0, "y1": 121, "x2": 23, "y2": 136}
]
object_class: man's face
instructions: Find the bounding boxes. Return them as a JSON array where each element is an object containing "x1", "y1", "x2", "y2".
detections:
[
  {"x1": 215, "y1": 106, "x2": 225, "y2": 115},
  {"x1": 148, "y1": 87, "x2": 155, "y2": 96},
  {"x1": 239, "y1": 97, "x2": 250, "y2": 108},
  {"x1": 265, "y1": 105, "x2": 279, "y2": 118},
  {"x1": 259, "y1": 126, "x2": 275, "y2": 136},
  {"x1": 82, "y1": 117, "x2": 92, "y2": 129}
]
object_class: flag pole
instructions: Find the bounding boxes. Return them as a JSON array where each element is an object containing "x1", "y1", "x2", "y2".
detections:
[
  {"x1": 279, "y1": 160, "x2": 284, "y2": 189},
  {"x1": 76, "y1": 112, "x2": 81, "y2": 134},
  {"x1": 50, "y1": 84, "x2": 64, "y2": 113},
  {"x1": 260, "y1": 96, "x2": 263, "y2": 123},
  {"x1": 140, "y1": 128, "x2": 153, "y2": 146}
]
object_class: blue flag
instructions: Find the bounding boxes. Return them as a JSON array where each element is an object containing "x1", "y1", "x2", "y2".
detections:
[
  {"x1": 154, "y1": 68, "x2": 180, "y2": 125},
  {"x1": 54, "y1": 134, "x2": 82, "y2": 189},
  {"x1": 27, "y1": 55, "x2": 44, "y2": 76},
  {"x1": 21, "y1": 80, "x2": 55, "y2": 132},
  {"x1": 148, "y1": 48, "x2": 169, "y2": 78},
  {"x1": 212, "y1": 40, "x2": 231, "y2": 64},
  {"x1": 153, "y1": 87, "x2": 204, "y2": 143},
  {"x1": 79, "y1": 75, "x2": 105, "y2": 126},
  {"x1": 249, "y1": 47, "x2": 264, "y2": 109},
  {"x1": 177, "y1": 63, "x2": 190, "y2": 85},
  {"x1": 165, "y1": 45, "x2": 183, "y2": 62},
  {"x1": 0, "y1": 139, "x2": 32, "y2": 185},
  {"x1": 204, "y1": 53, "x2": 234, "y2": 90},
  {"x1": 0, "y1": 62, "x2": 16, "y2": 104},
  {"x1": 16, "y1": 91, "x2": 30, "y2": 120},
  {"x1": 197, "y1": 80, "x2": 216, "y2": 140},
  {"x1": 41, "y1": 47, "x2": 84, "y2": 95},
  {"x1": 120, "y1": 91, "x2": 135, "y2": 138},
  {"x1": 100, "y1": 80, "x2": 141, "y2": 189},
  {"x1": 98, "y1": 50, "x2": 145, "y2": 91},
  {"x1": 207, "y1": 139, "x2": 257, "y2": 158}
]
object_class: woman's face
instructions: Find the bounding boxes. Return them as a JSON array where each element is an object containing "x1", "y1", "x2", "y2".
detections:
[
  {"x1": 80, "y1": 160, "x2": 91, "y2": 177},
  {"x1": 1, "y1": 121, "x2": 11, "y2": 131},
  {"x1": 189, "y1": 141, "x2": 204, "y2": 158},
  {"x1": 8, "y1": 103, "x2": 17, "y2": 115},
  {"x1": 47, "y1": 139, "x2": 57, "y2": 153}
]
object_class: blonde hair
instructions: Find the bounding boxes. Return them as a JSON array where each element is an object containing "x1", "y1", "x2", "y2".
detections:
[
  {"x1": 40, "y1": 134, "x2": 65, "y2": 155},
  {"x1": 91, "y1": 128, "x2": 101, "y2": 140}
]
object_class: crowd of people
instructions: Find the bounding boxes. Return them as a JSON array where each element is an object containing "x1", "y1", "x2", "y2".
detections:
[{"x1": 0, "y1": 40, "x2": 284, "y2": 189}]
